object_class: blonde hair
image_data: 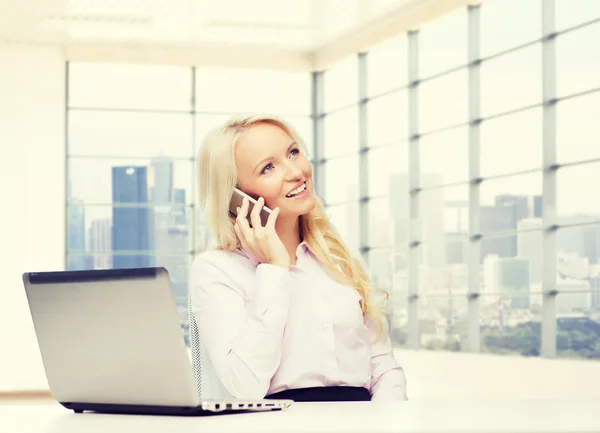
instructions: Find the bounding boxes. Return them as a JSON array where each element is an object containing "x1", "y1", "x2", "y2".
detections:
[{"x1": 197, "y1": 114, "x2": 388, "y2": 334}]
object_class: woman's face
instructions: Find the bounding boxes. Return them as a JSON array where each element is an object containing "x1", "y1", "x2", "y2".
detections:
[{"x1": 234, "y1": 122, "x2": 316, "y2": 221}]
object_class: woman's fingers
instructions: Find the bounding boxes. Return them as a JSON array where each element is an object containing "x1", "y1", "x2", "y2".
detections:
[
  {"x1": 265, "y1": 207, "x2": 279, "y2": 231},
  {"x1": 250, "y1": 197, "x2": 265, "y2": 230},
  {"x1": 236, "y1": 199, "x2": 254, "y2": 241}
]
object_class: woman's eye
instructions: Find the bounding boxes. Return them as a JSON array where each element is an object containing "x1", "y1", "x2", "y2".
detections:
[
  {"x1": 262, "y1": 163, "x2": 273, "y2": 174},
  {"x1": 290, "y1": 148, "x2": 300, "y2": 157}
]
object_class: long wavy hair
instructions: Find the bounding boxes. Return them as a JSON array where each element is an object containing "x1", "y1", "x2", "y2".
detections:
[{"x1": 197, "y1": 115, "x2": 389, "y2": 334}]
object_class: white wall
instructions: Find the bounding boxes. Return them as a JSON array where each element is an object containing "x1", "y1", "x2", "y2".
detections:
[{"x1": 0, "y1": 44, "x2": 65, "y2": 390}]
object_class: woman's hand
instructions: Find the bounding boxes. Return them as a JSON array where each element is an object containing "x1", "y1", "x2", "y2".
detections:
[{"x1": 233, "y1": 197, "x2": 290, "y2": 269}]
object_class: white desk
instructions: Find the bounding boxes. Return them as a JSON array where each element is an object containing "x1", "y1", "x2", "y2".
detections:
[{"x1": 2, "y1": 399, "x2": 600, "y2": 433}]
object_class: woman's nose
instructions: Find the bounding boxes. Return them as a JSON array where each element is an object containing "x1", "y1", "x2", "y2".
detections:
[{"x1": 284, "y1": 161, "x2": 303, "y2": 179}]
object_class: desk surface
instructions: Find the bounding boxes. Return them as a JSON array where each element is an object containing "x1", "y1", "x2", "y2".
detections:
[{"x1": 2, "y1": 399, "x2": 600, "y2": 433}]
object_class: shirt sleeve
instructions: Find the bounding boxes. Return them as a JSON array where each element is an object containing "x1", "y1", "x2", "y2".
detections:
[
  {"x1": 365, "y1": 315, "x2": 408, "y2": 401},
  {"x1": 189, "y1": 255, "x2": 293, "y2": 399},
  {"x1": 352, "y1": 249, "x2": 408, "y2": 401}
]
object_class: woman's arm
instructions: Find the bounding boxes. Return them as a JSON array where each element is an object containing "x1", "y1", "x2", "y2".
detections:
[
  {"x1": 366, "y1": 316, "x2": 408, "y2": 401},
  {"x1": 190, "y1": 255, "x2": 292, "y2": 399}
]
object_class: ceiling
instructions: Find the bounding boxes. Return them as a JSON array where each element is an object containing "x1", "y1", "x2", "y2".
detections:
[{"x1": 0, "y1": 0, "x2": 475, "y2": 70}]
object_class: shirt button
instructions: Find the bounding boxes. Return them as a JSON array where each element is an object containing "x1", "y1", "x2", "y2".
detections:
[{"x1": 324, "y1": 323, "x2": 331, "y2": 329}]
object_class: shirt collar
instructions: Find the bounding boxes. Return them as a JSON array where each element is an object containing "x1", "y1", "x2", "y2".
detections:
[{"x1": 239, "y1": 241, "x2": 311, "y2": 267}]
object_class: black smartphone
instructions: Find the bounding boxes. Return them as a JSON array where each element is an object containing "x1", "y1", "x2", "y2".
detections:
[{"x1": 229, "y1": 187, "x2": 273, "y2": 227}]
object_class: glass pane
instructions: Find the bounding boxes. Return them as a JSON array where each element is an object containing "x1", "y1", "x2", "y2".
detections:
[
  {"x1": 556, "y1": 293, "x2": 599, "y2": 360},
  {"x1": 69, "y1": 111, "x2": 192, "y2": 158},
  {"x1": 69, "y1": 62, "x2": 192, "y2": 111},
  {"x1": 421, "y1": 126, "x2": 469, "y2": 186},
  {"x1": 195, "y1": 114, "x2": 313, "y2": 157},
  {"x1": 442, "y1": 231, "x2": 468, "y2": 265},
  {"x1": 557, "y1": 22, "x2": 600, "y2": 98},
  {"x1": 558, "y1": 163, "x2": 600, "y2": 223},
  {"x1": 368, "y1": 143, "x2": 408, "y2": 197},
  {"x1": 195, "y1": 68, "x2": 310, "y2": 115},
  {"x1": 480, "y1": 0, "x2": 541, "y2": 58},
  {"x1": 68, "y1": 157, "x2": 192, "y2": 205},
  {"x1": 481, "y1": 107, "x2": 542, "y2": 177},
  {"x1": 325, "y1": 201, "x2": 359, "y2": 252},
  {"x1": 556, "y1": 224, "x2": 600, "y2": 291},
  {"x1": 67, "y1": 204, "x2": 192, "y2": 255},
  {"x1": 419, "y1": 69, "x2": 468, "y2": 133},
  {"x1": 367, "y1": 35, "x2": 408, "y2": 96},
  {"x1": 482, "y1": 232, "x2": 543, "y2": 289},
  {"x1": 287, "y1": 116, "x2": 314, "y2": 159},
  {"x1": 557, "y1": 92, "x2": 600, "y2": 164},
  {"x1": 481, "y1": 44, "x2": 542, "y2": 117},
  {"x1": 419, "y1": 295, "x2": 468, "y2": 352},
  {"x1": 195, "y1": 113, "x2": 237, "y2": 154},
  {"x1": 368, "y1": 248, "x2": 397, "y2": 290},
  {"x1": 368, "y1": 197, "x2": 400, "y2": 249},
  {"x1": 480, "y1": 172, "x2": 543, "y2": 232},
  {"x1": 418, "y1": 185, "x2": 469, "y2": 268},
  {"x1": 368, "y1": 90, "x2": 408, "y2": 146},
  {"x1": 480, "y1": 293, "x2": 542, "y2": 357},
  {"x1": 324, "y1": 107, "x2": 359, "y2": 158},
  {"x1": 419, "y1": 8, "x2": 468, "y2": 78},
  {"x1": 323, "y1": 154, "x2": 359, "y2": 204},
  {"x1": 556, "y1": 0, "x2": 600, "y2": 31},
  {"x1": 324, "y1": 56, "x2": 358, "y2": 112},
  {"x1": 67, "y1": 252, "x2": 191, "y2": 304}
]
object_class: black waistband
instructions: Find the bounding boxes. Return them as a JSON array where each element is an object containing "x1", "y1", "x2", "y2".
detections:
[{"x1": 265, "y1": 386, "x2": 371, "y2": 402}]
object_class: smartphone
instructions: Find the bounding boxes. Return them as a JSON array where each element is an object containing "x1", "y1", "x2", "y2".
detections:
[{"x1": 229, "y1": 187, "x2": 272, "y2": 228}]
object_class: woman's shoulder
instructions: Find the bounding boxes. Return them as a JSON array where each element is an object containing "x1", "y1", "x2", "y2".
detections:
[{"x1": 191, "y1": 248, "x2": 251, "y2": 272}]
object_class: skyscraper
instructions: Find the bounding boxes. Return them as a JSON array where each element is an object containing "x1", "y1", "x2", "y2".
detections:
[
  {"x1": 88, "y1": 218, "x2": 112, "y2": 269},
  {"x1": 112, "y1": 166, "x2": 153, "y2": 268},
  {"x1": 67, "y1": 199, "x2": 87, "y2": 271}
]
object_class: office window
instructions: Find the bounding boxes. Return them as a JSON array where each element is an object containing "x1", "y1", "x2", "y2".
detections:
[
  {"x1": 323, "y1": 55, "x2": 358, "y2": 112},
  {"x1": 322, "y1": 154, "x2": 359, "y2": 205},
  {"x1": 418, "y1": 8, "x2": 468, "y2": 78},
  {"x1": 367, "y1": 35, "x2": 408, "y2": 97},
  {"x1": 556, "y1": 0, "x2": 600, "y2": 31},
  {"x1": 555, "y1": 224, "x2": 600, "y2": 360},
  {"x1": 323, "y1": 107, "x2": 359, "y2": 158},
  {"x1": 367, "y1": 143, "x2": 409, "y2": 197},
  {"x1": 326, "y1": 201, "x2": 360, "y2": 252},
  {"x1": 480, "y1": 107, "x2": 543, "y2": 178},
  {"x1": 69, "y1": 111, "x2": 193, "y2": 158},
  {"x1": 419, "y1": 69, "x2": 468, "y2": 133},
  {"x1": 367, "y1": 90, "x2": 409, "y2": 147},
  {"x1": 480, "y1": 0, "x2": 541, "y2": 58},
  {"x1": 420, "y1": 126, "x2": 469, "y2": 186},
  {"x1": 479, "y1": 172, "x2": 543, "y2": 234},
  {"x1": 480, "y1": 293, "x2": 542, "y2": 357},
  {"x1": 481, "y1": 43, "x2": 542, "y2": 117},
  {"x1": 556, "y1": 21, "x2": 600, "y2": 98},
  {"x1": 195, "y1": 68, "x2": 311, "y2": 115},
  {"x1": 69, "y1": 63, "x2": 192, "y2": 111},
  {"x1": 557, "y1": 163, "x2": 600, "y2": 225},
  {"x1": 419, "y1": 296, "x2": 468, "y2": 352},
  {"x1": 556, "y1": 92, "x2": 600, "y2": 165}
]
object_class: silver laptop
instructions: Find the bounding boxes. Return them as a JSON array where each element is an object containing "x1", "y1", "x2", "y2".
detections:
[{"x1": 22, "y1": 267, "x2": 293, "y2": 416}]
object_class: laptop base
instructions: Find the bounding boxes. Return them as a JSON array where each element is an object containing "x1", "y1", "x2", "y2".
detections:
[{"x1": 60, "y1": 400, "x2": 287, "y2": 416}]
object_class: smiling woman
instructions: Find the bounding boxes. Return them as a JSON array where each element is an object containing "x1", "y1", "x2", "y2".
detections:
[{"x1": 191, "y1": 115, "x2": 407, "y2": 402}]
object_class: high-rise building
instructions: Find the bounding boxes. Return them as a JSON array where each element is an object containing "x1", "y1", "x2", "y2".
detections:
[
  {"x1": 67, "y1": 200, "x2": 87, "y2": 271},
  {"x1": 517, "y1": 218, "x2": 543, "y2": 283},
  {"x1": 88, "y1": 218, "x2": 112, "y2": 269},
  {"x1": 480, "y1": 194, "x2": 543, "y2": 262},
  {"x1": 112, "y1": 166, "x2": 153, "y2": 268},
  {"x1": 388, "y1": 172, "x2": 445, "y2": 272}
]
